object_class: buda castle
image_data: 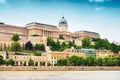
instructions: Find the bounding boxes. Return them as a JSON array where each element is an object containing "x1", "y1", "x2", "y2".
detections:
[{"x1": 0, "y1": 16, "x2": 100, "y2": 49}]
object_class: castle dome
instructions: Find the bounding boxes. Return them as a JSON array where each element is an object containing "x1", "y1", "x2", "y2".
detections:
[{"x1": 59, "y1": 16, "x2": 67, "y2": 24}]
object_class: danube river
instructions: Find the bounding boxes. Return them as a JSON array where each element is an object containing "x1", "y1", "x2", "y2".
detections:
[{"x1": 0, "y1": 71, "x2": 120, "y2": 80}]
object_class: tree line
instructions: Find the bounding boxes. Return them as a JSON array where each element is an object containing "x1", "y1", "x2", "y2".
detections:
[
  {"x1": 57, "y1": 56, "x2": 120, "y2": 66},
  {"x1": 0, "y1": 56, "x2": 120, "y2": 66},
  {"x1": 82, "y1": 38, "x2": 120, "y2": 53},
  {"x1": 47, "y1": 37, "x2": 78, "y2": 51},
  {"x1": 47, "y1": 37, "x2": 120, "y2": 54}
]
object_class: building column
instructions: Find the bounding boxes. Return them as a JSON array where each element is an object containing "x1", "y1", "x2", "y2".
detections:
[
  {"x1": 45, "y1": 62, "x2": 48, "y2": 67},
  {"x1": 48, "y1": 31, "x2": 49, "y2": 37},
  {"x1": 26, "y1": 62, "x2": 28, "y2": 66},
  {"x1": 52, "y1": 61, "x2": 55, "y2": 66},
  {"x1": 38, "y1": 61, "x2": 40, "y2": 66},
  {"x1": 18, "y1": 61, "x2": 20, "y2": 66}
]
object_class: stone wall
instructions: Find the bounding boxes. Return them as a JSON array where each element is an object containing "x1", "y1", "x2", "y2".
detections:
[{"x1": 0, "y1": 66, "x2": 120, "y2": 71}]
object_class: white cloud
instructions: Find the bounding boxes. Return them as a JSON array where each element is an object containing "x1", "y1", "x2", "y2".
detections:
[
  {"x1": 89, "y1": 0, "x2": 111, "y2": 3},
  {"x1": 0, "y1": 0, "x2": 6, "y2": 4},
  {"x1": 95, "y1": 7, "x2": 105, "y2": 11},
  {"x1": 89, "y1": 0, "x2": 104, "y2": 3}
]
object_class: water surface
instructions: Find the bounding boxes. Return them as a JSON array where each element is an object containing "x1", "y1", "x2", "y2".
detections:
[{"x1": 0, "y1": 71, "x2": 120, "y2": 80}]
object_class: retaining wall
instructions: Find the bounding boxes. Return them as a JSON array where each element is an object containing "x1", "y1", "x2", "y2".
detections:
[{"x1": 0, "y1": 66, "x2": 120, "y2": 71}]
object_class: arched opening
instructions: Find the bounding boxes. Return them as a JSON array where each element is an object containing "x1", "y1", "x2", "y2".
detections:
[{"x1": 0, "y1": 55, "x2": 3, "y2": 58}]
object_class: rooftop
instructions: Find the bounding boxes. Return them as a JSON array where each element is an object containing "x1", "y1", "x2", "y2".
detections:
[
  {"x1": 75, "y1": 30, "x2": 99, "y2": 35},
  {"x1": 26, "y1": 22, "x2": 57, "y2": 28},
  {"x1": 59, "y1": 16, "x2": 67, "y2": 24},
  {"x1": 0, "y1": 22, "x2": 4, "y2": 25}
]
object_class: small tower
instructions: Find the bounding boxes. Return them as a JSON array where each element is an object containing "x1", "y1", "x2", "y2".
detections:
[{"x1": 58, "y1": 16, "x2": 68, "y2": 31}]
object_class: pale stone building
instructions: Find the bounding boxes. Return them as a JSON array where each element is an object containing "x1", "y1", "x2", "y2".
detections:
[
  {"x1": 0, "y1": 50, "x2": 86, "y2": 66},
  {"x1": 96, "y1": 50, "x2": 114, "y2": 58},
  {"x1": 0, "y1": 49, "x2": 114, "y2": 66},
  {"x1": 0, "y1": 16, "x2": 100, "y2": 49},
  {"x1": 74, "y1": 30, "x2": 100, "y2": 40}
]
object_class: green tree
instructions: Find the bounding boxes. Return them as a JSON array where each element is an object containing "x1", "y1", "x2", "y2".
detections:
[
  {"x1": 59, "y1": 35, "x2": 64, "y2": 39},
  {"x1": 57, "y1": 58, "x2": 68, "y2": 66},
  {"x1": 34, "y1": 43, "x2": 45, "y2": 51},
  {"x1": 0, "y1": 57, "x2": 4, "y2": 65},
  {"x1": 112, "y1": 58, "x2": 118, "y2": 66},
  {"x1": 50, "y1": 41, "x2": 61, "y2": 51},
  {"x1": 35, "y1": 62, "x2": 38, "y2": 66},
  {"x1": 110, "y1": 43, "x2": 120, "y2": 53},
  {"x1": 77, "y1": 57, "x2": 85, "y2": 66},
  {"x1": 28, "y1": 58, "x2": 34, "y2": 66},
  {"x1": 82, "y1": 38, "x2": 91, "y2": 48},
  {"x1": 102, "y1": 57, "x2": 109, "y2": 66},
  {"x1": 94, "y1": 39, "x2": 111, "y2": 50},
  {"x1": 47, "y1": 62, "x2": 51, "y2": 66},
  {"x1": 92, "y1": 38, "x2": 100, "y2": 42},
  {"x1": 69, "y1": 56, "x2": 80, "y2": 66},
  {"x1": 75, "y1": 46, "x2": 82, "y2": 49},
  {"x1": 61, "y1": 42, "x2": 67, "y2": 48},
  {"x1": 25, "y1": 41, "x2": 33, "y2": 50},
  {"x1": 95, "y1": 58, "x2": 103, "y2": 66},
  {"x1": 107, "y1": 58, "x2": 113, "y2": 66},
  {"x1": 117, "y1": 57, "x2": 120, "y2": 66},
  {"x1": 68, "y1": 41, "x2": 75, "y2": 48},
  {"x1": 47, "y1": 37, "x2": 55, "y2": 46},
  {"x1": 59, "y1": 42, "x2": 67, "y2": 51},
  {"x1": 40, "y1": 62, "x2": 45, "y2": 66},
  {"x1": 86, "y1": 56, "x2": 95, "y2": 66},
  {"x1": 34, "y1": 51, "x2": 41, "y2": 56},
  {"x1": 12, "y1": 34, "x2": 19, "y2": 41},
  {"x1": 11, "y1": 42, "x2": 21, "y2": 51},
  {"x1": 8, "y1": 59, "x2": 15, "y2": 66}
]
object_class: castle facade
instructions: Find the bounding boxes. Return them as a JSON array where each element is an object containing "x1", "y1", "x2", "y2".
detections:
[{"x1": 0, "y1": 16, "x2": 100, "y2": 49}]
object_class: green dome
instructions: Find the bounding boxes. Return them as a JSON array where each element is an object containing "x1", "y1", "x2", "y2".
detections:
[{"x1": 59, "y1": 16, "x2": 67, "y2": 24}]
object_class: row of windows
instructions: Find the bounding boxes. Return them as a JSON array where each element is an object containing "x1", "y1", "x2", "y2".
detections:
[{"x1": 51, "y1": 57, "x2": 64, "y2": 59}]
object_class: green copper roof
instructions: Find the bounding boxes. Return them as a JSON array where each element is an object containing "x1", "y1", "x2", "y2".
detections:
[
  {"x1": 59, "y1": 16, "x2": 67, "y2": 24},
  {"x1": 26, "y1": 22, "x2": 57, "y2": 28},
  {"x1": 75, "y1": 30, "x2": 99, "y2": 35}
]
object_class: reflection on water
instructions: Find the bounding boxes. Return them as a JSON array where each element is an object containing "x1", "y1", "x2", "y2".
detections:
[{"x1": 0, "y1": 71, "x2": 120, "y2": 80}]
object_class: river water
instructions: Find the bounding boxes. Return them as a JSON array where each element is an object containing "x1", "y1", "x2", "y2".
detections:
[{"x1": 0, "y1": 71, "x2": 120, "y2": 80}]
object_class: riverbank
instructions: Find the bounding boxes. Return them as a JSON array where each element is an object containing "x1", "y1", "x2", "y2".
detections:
[{"x1": 0, "y1": 66, "x2": 120, "y2": 71}]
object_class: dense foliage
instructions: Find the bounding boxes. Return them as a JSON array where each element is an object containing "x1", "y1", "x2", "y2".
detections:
[
  {"x1": 0, "y1": 56, "x2": 120, "y2": 66},
  {"x1": 47, "y1": 37, "x2": 120, "y2": 53},
  {"x1": 59, "y1": 35, "x2": 64, "y2": 39},
  {"x1": 11, "y1": 42, "x2": 21, "y2": 51},
  {"x1": 8, "y1": 59, "x2": 15, "y2": 66},
  {"x1": 31, "y1": 34, "x2": 40, "y2": 37},
  {"x1": 12, "y1": 34, "x2": 20, "y2": 41},
  {"x1": 34, "y1": 51, "x2": 41, "y2": 56},
  {"x1": 0, "y1": 58, "x2": 4, "y2": 65},
  {"x1": 28, "y1": 58, "x2": 34, "y2": 66},
  {"x1": 34, "y1": 43, "x2": 45, "y2": 51},
  {"x1": 82, "y1": 38, "x2": 91, "y2": 48},
  {"x1": 57, "y1": 56, "x2": 120, "y2": 66},
  {"x1": 82, "y1": 38, "x2": 120, "y2": 53},
  {"x1": 57, "y1": 58, "x2": 68, "y2": 66},
  {"x1": 47, "y1": 37, "x2": 77, "y2": 51}
]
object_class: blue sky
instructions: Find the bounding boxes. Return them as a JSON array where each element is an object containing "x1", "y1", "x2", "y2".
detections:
[{"x1": 0, "y1": 0, "x2": 120, "y2": 42}]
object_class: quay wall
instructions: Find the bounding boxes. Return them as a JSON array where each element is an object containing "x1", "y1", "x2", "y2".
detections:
[{"x1": 0, "y1": 66, "x2": 120, "y2": 71}]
